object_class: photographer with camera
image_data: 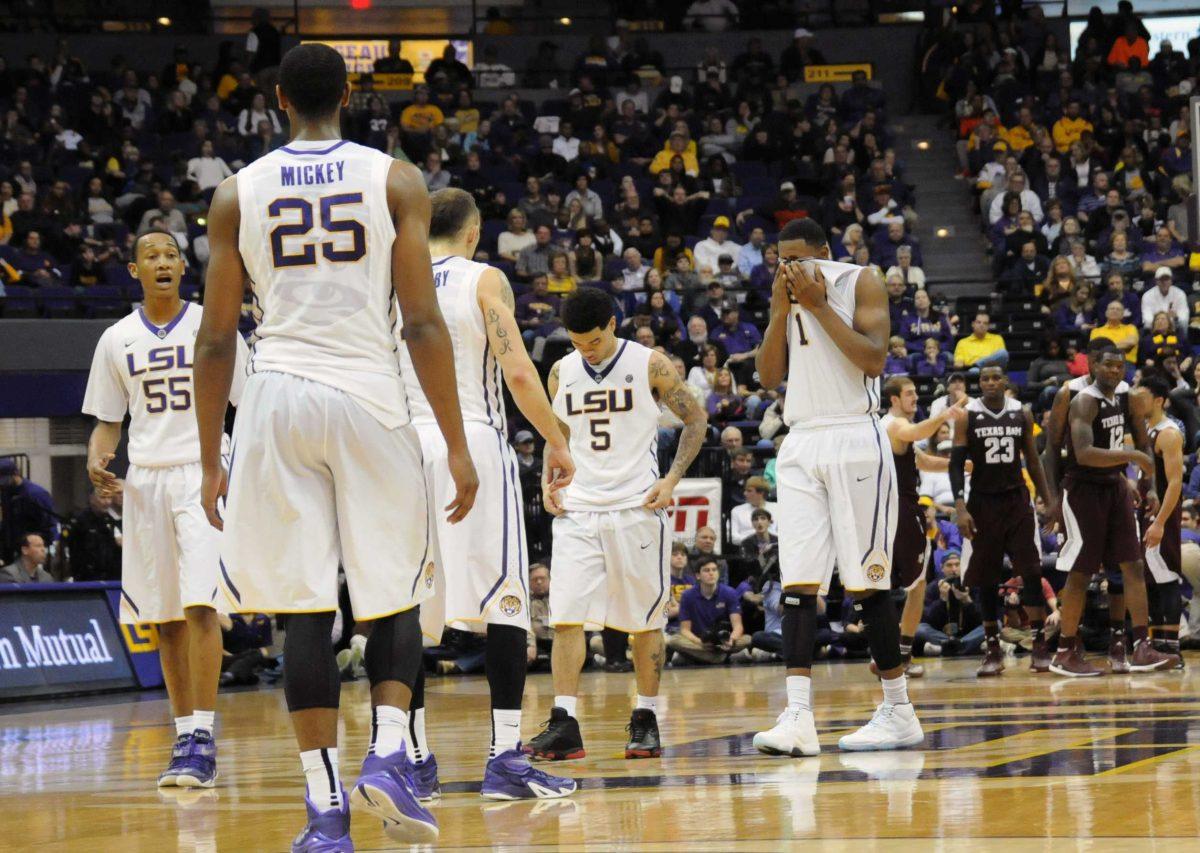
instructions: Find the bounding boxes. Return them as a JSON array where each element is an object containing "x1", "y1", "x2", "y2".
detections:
[{"x1": 667, "y1": 558, "x2": 751, "y2": 664}]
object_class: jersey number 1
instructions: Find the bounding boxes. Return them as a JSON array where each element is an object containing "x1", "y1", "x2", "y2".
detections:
[
  {"x1": 269, "y1": 193, "x2": 366, "y2": 268},
  {"x1": 795, "y1": 314, "x2": 809, "y2": 346}
]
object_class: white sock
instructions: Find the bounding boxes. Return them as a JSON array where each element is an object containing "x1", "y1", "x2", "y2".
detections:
[
  {"x1": 373, "y1": 705, "x2": 409, "y2": 758},
  {"x1": 786, "y1": 675, "x2": 812, "y2": 711},
  {"x1": 409, "y1": 708, "x2": 429, "y2": 764},
  {"x1": 300, "y1": 748, "x2": 343, "y2": 812},
  {"x1": 635, "y1": 694, "x2": 659, "y2": 714},
  {"x1": 192, "y1": 709, "x2": 215, "y2": 736},
  {"x1": 174, "y1": 715, "x2": 193, "y2": 738},
  {"x1": 881, "y1": 675, "x2": 909, "y2": 707},
  {"x1": 490, "y1": 708, "x2": 522, "y2": 758},
  {"x1": 350, "y1": 633, "x2": 367, "y2": 658},
  {"x1": 555, "y1": 695, "x2": 578, "y2": 718}
]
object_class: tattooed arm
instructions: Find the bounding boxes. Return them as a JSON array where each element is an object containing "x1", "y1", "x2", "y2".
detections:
[
  {"x1": 644, "y1": 349, "x2": 708, "y2": 510},
  {"x1": 541, "y1": 358, "x2": 571, "y2": 516},
  {"x1": 478, "y1": 268, "x2": 573, "y2": 492}
]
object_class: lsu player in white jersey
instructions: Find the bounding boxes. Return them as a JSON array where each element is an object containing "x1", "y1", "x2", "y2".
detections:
[
  {"x1": 394, "y1": 188, "x2": 576, "y2": 801},
  {"x1": 752, "y1": 218, "x2": 922, "y2": 758},
  {"x1": 194, "y1": 44, "x2": 476, "y2": 850},
  {"x1": 83, "y1": 230, "x2": 248, "y2": 790},
  {"x1": 524, "y1": 287, "x2": 707, "y2": 763}
]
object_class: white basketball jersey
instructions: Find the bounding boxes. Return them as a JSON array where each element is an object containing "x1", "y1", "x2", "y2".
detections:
[
  {"x1": 552, "y1": 341, "x2": 659, "y2": 511},
  {"x1": 82, "y1": 303, "x2": 248, "y2": 467},
  {"x1": 236, "y1": 138, "x2": 409, "y2": 428},
  {"x1": 783, "y1": 259, "x2": 879, "y2": 428},
  {"x1": 398, "y1": 255, "x2": 504, "y2": 431}
]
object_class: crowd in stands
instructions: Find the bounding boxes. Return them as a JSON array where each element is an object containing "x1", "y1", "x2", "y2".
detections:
[{"x1": 7, "y1": 2, "x2": 1200, "y2": 670}]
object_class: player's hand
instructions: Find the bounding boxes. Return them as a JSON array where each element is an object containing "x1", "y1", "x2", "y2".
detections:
[
  {"x1": 770, "y1": 263, "x2": 796, "y2": 311},
  {"x1": 1145, "y1": 520, "x2": 1165, "y2": 550},
  {"x1": 544, "y1": 440, "x2": 575, "y2": 493},
  {"x1": 787, "y1": 260, "x2": 828, "y2": 312},
  {"x1": 445, "y1": 449, "x2": 479, "y2": 524},
  {"x1": 200, "y1": 463, "x2": 228, "y2": 531},
  {"x1": 527, "y1": 645, "x2": 537, "y2": 664},
  {"x1": 643, "y1": 477, "x2": 676, "y2": 511},
  {"x1": 1129, "y1": 450, "x2": 1155, "y2": 478},
  {"x1": 1043, "y1": 497, "x2": 1063, "y2": 531},
  {"x1": 955, "y1": 507, "x2": 976, "y2": 540},
  {"x1": 87, "y1": 452, "x2": 121, "y2": 498},
  {"x1": 1046, "y1": 610, "x2": 1061, "y2": 629},
  {"x1": 1141, "y1": 489, "x2": 1160, "y2": 517},
  {"x1": 542, "y1": 480, "x2": 566, "y2": 516}
]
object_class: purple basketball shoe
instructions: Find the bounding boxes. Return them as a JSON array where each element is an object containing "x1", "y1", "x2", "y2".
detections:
[
  {"x1": 350, "y1": 748, "x2": 438, "y2": 844},
  {"x1": 481, "y1": 746, "x2": 578, "y2": 800}
]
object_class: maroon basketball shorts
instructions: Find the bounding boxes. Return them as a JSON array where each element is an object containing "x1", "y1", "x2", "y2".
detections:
[
  {"x1": 962, "y1": 488, "x2": 1041, "y2": 586},
  {"x1": 1057, "y1": 478, "x2": 1141, "y2": 575}
]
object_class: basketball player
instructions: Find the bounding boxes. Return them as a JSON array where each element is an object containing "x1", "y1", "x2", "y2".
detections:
[
  {"x1": 524, "y1": 287, "x2": 707, "y2": 761},
  {"x1": 194, "y1": 44, "x2": 478, "y2": 849},
  {"x1": 950, "y1": 365, "x2": 1055, "y2": 676},
  {"x1": 878, "y1": 376, "x2": 966, "y2": 679},
  {"x1": 1141, "y1": 375, "x2": 1185, "y2": 665},
  {"x1": 84, "y1": 230, "x2": 247, "y2": 789},
  {"x1": 1042, "y1": 338, "x2": 1152, "y2": 671},
  {"x1": 1050, "y1": 346, "x2": 1178, "y2": 676},
  {"x1": 395, "y1": 188, "x2": 576, "y2": 800},
  {"x1": 752, "y1": 218, "x2": 920, "y2": 757}
]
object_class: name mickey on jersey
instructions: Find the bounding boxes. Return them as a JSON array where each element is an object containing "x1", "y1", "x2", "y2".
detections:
[
  {"x1": 563, "y1": 388, "x2": 633, "y2": 416},
  {"x1": 126, "y1": 344, "x2": 192, "y2": 377},
  {"x1": 280, "y1": 160, "x2": 345, "y2": 187},
  {"x1": 973, "y1": 424, "x2": 1023, "y2": 439}
]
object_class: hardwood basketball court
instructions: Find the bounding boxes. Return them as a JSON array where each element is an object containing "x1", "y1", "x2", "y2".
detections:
[{"x1": 4, "y1": 657, "x2": 1199, "y2": 850}]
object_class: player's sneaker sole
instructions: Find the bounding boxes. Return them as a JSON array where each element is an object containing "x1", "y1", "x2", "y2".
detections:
[
  {"x1": 624, "y1": 747, "x2": 662, "y2": 759},
  {"x1": 1048, "y1": 663, "x2": 1102, "y2": 677},
  {"x1": 528, "y1": 748, "x2": 586, "y2": 761},
  {"x1": 837, "y1": 732, "x2": 924, "y2": 752},
  {"x1": 351, "y1": 783, "x2": 439, "y2": 844},
  {"x1": 175, "y1": 770, "x2": 217, "y2": 788}
]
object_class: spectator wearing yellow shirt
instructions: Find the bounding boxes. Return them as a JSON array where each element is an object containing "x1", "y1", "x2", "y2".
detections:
[
  {"x1": 545, "y1": 251, "x2": 577, "y2": 294},
  {"x1": 649, "y1": 130, "x2": 699, "y2": 176},
  {"x1": 1000, "y1": 106, "x2": 1042, "y2": 153},
  {"x1": 1052, "y1": 101, "x2": 1093, "y2": 153},
  {"x1": 953, "y1": 311, "x2": 1009, "y2": 373},
  {"x1": 400, "y1": 86, "x2": 444, "y2": 134},
  {"x1": 1090, "y1": 300, "x2": 1139, "y2": 364}
]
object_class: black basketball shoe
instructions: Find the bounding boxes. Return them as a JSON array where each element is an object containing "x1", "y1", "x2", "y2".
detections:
[
  {"x1": 624, "y1": 709, "x2": 662, "y2": 759},
  {"x1": 523, "y1": 707, "x2": 586, "y2": 761}
]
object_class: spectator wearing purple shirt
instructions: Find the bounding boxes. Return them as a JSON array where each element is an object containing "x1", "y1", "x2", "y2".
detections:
[
  {"x1": 884, "y1": 336, "x2": 910, "y2": 376},
  {"x1": 899, "y1": 290, "x2": 952, "y2": 352},
  {"x1": 666, "y1": 558, "x2": 750, "y2": 664},
  {"x1": 1139, "y1": 226, "x2": 1187, "y2": 285},
  {"x1": 911, "y1": 337, "x2": 951, "y2": 378},
  {"x1": 514, "y1": 273, "x2": 562, "y2": 343},
  {"x1": 9, "y1": 230, "x2": 57, "y2": 285},
  {"x1": 710, "y1": 304, "x2": 761, "y2": 384}
]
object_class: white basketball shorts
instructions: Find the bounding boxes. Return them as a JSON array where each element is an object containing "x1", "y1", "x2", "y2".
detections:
[
  {"x1": 549, "y1": 506, "x2": 671, "y2": 633},
  {"x1": 417, "y1": 421, "x2": 530, "y2": 641},
  {"x1": 775, "y1": 418, "x2": 898, "y2": 594},
  {"x1": 220, "y1": 371, "x2": 433, "y2": 618},
  {"x1": 119, "y1": 462, "x2": 220, "y2": 624}
]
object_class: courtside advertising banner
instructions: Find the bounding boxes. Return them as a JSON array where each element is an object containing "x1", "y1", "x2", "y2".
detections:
[
  {"x1": 0, "y1": 586, "x2": 136, "y2": 699},
  {"x1": 669, "y1": 478, "x2": 723, "y2": 552}
]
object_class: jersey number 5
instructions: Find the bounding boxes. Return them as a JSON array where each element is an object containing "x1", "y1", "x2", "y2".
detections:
[
  {"x1": 268, "y1": 193, "x2": 366, "y2": 268},
  {"x1": 144, "y1": 376, "x2": 191, "y2": 413},
  {"x1": 589, "y1": 418, "x2": 611, "y2": 451}
]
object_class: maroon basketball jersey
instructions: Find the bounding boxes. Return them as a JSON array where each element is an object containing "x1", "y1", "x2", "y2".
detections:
[
  {"x1": 1064, "y1": 382, "x2": 1129, "y2": 484},
  {"x1": 964, "y1": 397, "x2": 1027, "y2": 494},
  {"x1": 882, "y1": 413, "x2": 919, "y2": 501}
]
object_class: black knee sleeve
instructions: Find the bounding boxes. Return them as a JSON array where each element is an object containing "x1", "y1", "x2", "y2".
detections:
[
  {"x1": 781, "y1": 593, "x2": 818, "y2": 670},
  {"x1": 979, "y1": 584, "x2": 1002, "y2": 624},
  {"x1": 601, "y1": 626, "x2": 629, "y2": 661},
  {"x1": 363, "y1": 607, "x2": 423, "y2": 692},
  {"x1": 409, "y1": 666, "x2": 426, "y2": 712},
  {"x1": 283, "y1": 612, "x2": 340, "y2": 712},
  {"x1": 485, "y1": 623, "x2": 528, "y2": 710},
  {"x1": 1019, "y1": 576, "x2": 1044, "y2": 609},
  {"x1": 855, "y1": 590, "x2": 902, "y2": 672}
]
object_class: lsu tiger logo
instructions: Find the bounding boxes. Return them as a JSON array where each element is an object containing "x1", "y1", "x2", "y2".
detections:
[
  {"x1": 499, "y1": 595, "x2": 522, "y2": 617},
  {"x1": 424, "y1": 562, "x2": 435, "y2": 589}
]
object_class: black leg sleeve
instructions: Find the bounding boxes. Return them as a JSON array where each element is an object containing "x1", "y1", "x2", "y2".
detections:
[
  {"x1": 363, "y1": 607, "x2": 423, "y2": 693},
  {"x1": 485, "y1": 623, "x2": 528, "y2": 711},
  {"x1": 283, "y1": 612, "x2": 340, "y2": 712}
]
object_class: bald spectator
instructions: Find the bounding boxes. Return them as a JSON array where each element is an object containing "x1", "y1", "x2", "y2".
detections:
[
  {"x1": 1, "y1": 533, "x2": 53, "y2": 584},
  {"x1": 721, "y1": 426, "x2": 743, "y2": 450}
]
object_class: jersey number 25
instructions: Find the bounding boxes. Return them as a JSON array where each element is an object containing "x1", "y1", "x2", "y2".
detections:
[{"x1": 268, "y1": 193, "x2": 366, "y2": 268}]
